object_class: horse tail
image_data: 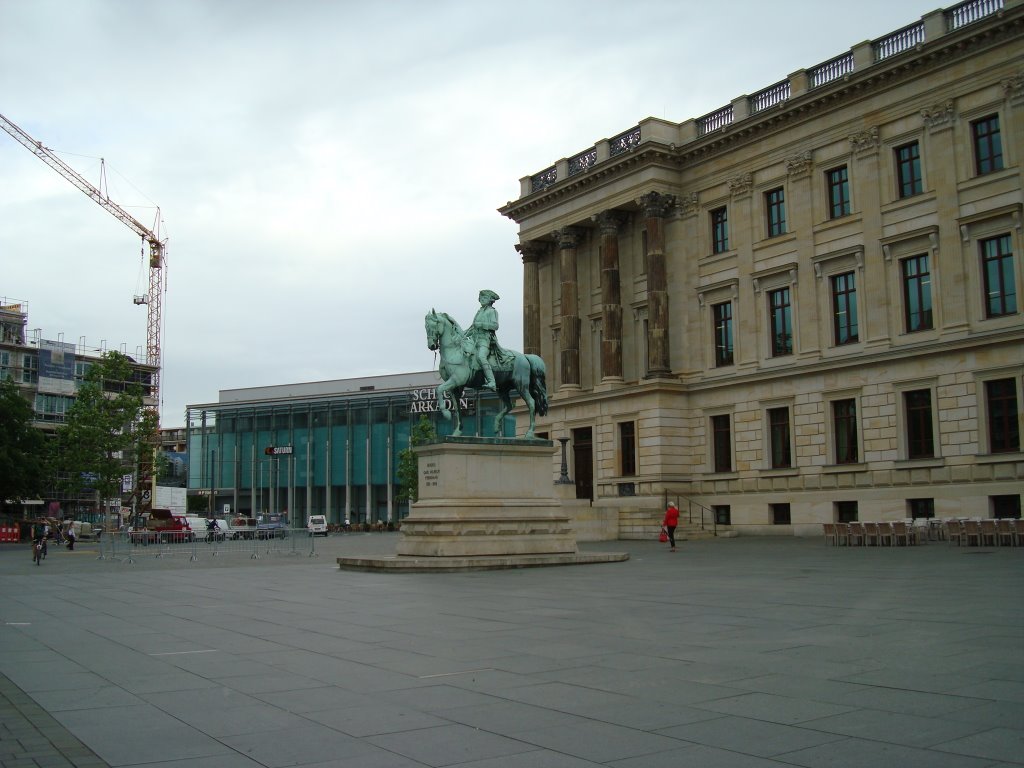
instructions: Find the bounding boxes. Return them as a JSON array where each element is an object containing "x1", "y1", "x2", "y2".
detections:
[{"x1": 527, "y1": 354, "x2": 549, "y2": 416}]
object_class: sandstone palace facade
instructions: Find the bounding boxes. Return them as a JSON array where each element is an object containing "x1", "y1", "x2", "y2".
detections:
[{"x1": 500, "y1": 0, "x2": 1023, "y2": 535}]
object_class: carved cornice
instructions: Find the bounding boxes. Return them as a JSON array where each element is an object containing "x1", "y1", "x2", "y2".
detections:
[
  {"x1": 786, "y1": 151, "x2": 813, "y2": 179},
  {"x1": 921, "y1": 100, "x2": 955, "y2": 131},
  {"x1": 849, "y1": 126, "x2": 879, "y2": 155},
  {"x1": 728, "y1": 173, "x2": 753, "y2": 198},
  {"x1": 497, "y1": 10, "x2": 1023, "y2": 225}
]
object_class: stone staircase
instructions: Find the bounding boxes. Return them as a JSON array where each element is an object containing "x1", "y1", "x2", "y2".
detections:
[{"x1": 618, "y1": 509, "x2": 718, "y2": 541}]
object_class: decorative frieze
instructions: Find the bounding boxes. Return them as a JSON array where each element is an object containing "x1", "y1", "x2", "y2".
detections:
[
  {"x1": 921, "y1": 100, "x2": 955, "y2": 131},
  {"x1": 728, "y1": 173, "x2": 753, "y2": 198},
  {"x1": 1002, "y1": 72, "x2": 1024, "y2": 105},
  {"x1": 679, "y1": 192, "x2": 700, "y2": 216},
  {"x1": 849, "y1": 126, "x2": 879, "y2": 155},
  {"x1": 786, "y1": 151, "x2": 813, "y2": 179}
]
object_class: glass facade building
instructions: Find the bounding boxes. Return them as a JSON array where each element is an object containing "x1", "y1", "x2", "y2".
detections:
[{"x1": 186, "y1": 371, "x2": 516, "y2": 526}]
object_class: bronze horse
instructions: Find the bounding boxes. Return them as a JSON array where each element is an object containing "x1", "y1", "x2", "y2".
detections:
[{"x1": 424, "y1": 310, "x2": 548, "y2": 438}]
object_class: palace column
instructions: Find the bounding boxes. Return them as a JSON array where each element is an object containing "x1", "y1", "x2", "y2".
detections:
[
  {"x1": 641, "y1": 192, "x2": 675, "y2": 376},
  {"x1": 595, "y1": 210, "x2": 626, "y2": 382},
  {"x1": 516, "y1": 240, "x2": 548, "y2": 357},
  {"x1": 557, "y1": 226, "x2": 584, "y2": 389}
]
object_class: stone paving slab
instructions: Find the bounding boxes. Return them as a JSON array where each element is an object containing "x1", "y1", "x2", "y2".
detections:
[{"x1": 0, "y1": 533, "x2": 1021, "y2": 767}]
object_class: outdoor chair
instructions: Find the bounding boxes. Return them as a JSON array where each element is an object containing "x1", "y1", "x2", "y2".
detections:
[
  {"x1": 847, "y1": 521, "x2": 866, "y2": 546},
  {"x1": 822, "y1": 522, "x2": 838, "y2": 546},
  {"x1": 945, "y1": 519, "x2": 964, "y2": 546},
  {"x1": 876, "y1": 521, "x2": 894, "y2": 547},
  {"x1": 863, "y1": 521, "x2": 880, "y2": 546},
  {"x1": 891, "y1": 521, "x2": 911, "y2": 547},
  {"x1": 962, "y1": 519, "x2": 982, "y2": 547},
  {"x1": 834, "y1": 522, "x2": 850, "y2": 546},
  {"x1": 979, "y1": 519, "x2": 999, "y2": 547},
  {"x1": 996, "y1": 519, "x2": 1017, "y2": 547}
]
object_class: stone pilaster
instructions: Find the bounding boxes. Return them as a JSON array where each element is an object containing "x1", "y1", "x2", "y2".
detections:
[
  {"x1": 640, "y1": 192, "x2": 675, "y2": 376},
  {"x1": 557, "y1": 227, "x2": 585, "y2": 389},
  {"x1": 516, "y1": 240, "x2": 548, "y2": 357}
]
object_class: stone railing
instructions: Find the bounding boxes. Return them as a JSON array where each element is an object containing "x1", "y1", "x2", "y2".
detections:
[
  {"x1": 750, "y1": 80, "x2": 792, "y2": 114},
  {"x1": 697, "y1": 104, "x2": 734, "y2": 136},
  {"x1": 808, "y1": 52, "x2": 854, "y2": 89},
  {"x1": 521, "y1": 0, "x2": 1012, "y2": 198},
  {"x1": 873, "y1": 21, "x2": 925, "y2": 61},
  {"x1": 947, "y1": 0, "x2": 1004, "y2": 29}
]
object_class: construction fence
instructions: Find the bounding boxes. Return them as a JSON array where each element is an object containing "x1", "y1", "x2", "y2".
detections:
[{"x1": 97, "y1": 528, "x2": 322, "y2": 564}]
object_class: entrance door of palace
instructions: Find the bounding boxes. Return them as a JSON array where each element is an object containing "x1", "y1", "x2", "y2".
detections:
[{"x1": 572, "y1": 427, "x2": 593, "y2": 501}]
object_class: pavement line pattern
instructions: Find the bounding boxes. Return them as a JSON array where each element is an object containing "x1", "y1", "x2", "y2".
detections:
[{"x1": 0, "y1": 670, "x2": 110, "y2": 768}]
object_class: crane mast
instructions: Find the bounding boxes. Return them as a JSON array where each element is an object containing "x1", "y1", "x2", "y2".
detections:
[{"x1": 0, "y1": 113, "x2": 166, "y2": 409}]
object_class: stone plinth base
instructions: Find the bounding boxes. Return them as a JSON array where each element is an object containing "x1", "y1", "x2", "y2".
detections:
[
  {"x1": 397, "y1": 437, "x2": 576, "y2": 558},
  {"x1": 336, "y1": 437, "x2": 627, "y2": 572}
]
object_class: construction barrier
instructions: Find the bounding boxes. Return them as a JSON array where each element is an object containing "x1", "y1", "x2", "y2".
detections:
[{"x1": 0, "y1": 524, "x2": 20, "y2": 542}]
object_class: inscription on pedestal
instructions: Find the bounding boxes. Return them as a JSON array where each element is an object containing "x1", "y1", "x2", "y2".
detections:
[{"x1": 422, "y1": 461, "x2": 440, "y2": 489}]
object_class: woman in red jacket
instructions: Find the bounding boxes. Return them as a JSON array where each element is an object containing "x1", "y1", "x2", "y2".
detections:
[{"x1": 663, "y1": 502, "x2": 679, "y2": 551}]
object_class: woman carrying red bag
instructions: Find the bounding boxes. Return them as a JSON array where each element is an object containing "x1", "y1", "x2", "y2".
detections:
[{"x1": 663, "y1": 502, "x2": 679, "y2": 551}]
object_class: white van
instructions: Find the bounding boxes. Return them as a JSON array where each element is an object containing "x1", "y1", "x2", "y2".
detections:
[{"x1": 307, "y1": 515, "x2": 328, "y2": 536}]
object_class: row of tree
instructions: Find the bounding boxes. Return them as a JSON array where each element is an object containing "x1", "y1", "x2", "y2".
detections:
[{"x1": 0, "y1": 351, "x2": 156, "y2": 516}]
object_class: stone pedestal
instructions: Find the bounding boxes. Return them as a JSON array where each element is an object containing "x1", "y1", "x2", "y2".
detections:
[{"x1": 396, "y1": 437, "x2": 578, "y2": 558}]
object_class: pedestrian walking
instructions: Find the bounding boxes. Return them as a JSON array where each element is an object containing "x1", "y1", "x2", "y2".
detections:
[{"x1": 663, "y1": 502, "x2": 679, "y2": 552}]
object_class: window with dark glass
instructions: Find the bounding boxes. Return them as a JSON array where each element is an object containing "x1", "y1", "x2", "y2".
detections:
[
  {"x1": 827, "y1": 166, "x2": 850, "y2": 218},
  {"x1": 711, "y1": 414, "x2": 732, "y2": 472},
  {"x1": 992, "y1": 495, "x2": 1021, "y2": 519},
  {"x1": 711, "y1": 207, "x2": 729, "y2": 254},
  {"x1": 901, "y1": 255, "x2": 933, "y2": 332},
  {"x1": 981, "y1": 234, "x2": 1017, "y2": 318},
  {"x1": 765, "y1": 187, "x2": 786, "y2": 237},
  {"x1": 768, "y1": 287, "x2": 793, "y2": 357},
  {"x1": 905, "y1": 389, "x2": 934, "y2": 459},
  {"x1": 768, "y1": 407, "x2": 792, "y2": 468},
  {"x1": 619, "y1": 421, "x2": 636, "y2": 477},
  {"x1": 908, "y1": 498, "x2": 934, "y2": 519},
  {"x1": 895, "y1": 141, "x2": 922, "y2": 198},
  {"x1": 832, "y1": 398, "x2": 858, "y2": 464},
  {"x1": 771, "y1": 503, "x2": 791, "y2": 525},
  {"x1": 713, "y1": 301, "x2": 734, "y2": 366},
  {"x1": 836, "y1": 500, "x2": 858, "y2": 523},
  {"x1": 830, "y1": 272, "x2": 858, "y2": 345},
  {"x1": 21, "y1": 354, "x2": 37, "y2": 384},
  {"x1": 714, "y1": 505, "x2": 731, "y2": 525},
  {"x1": 972, "y1": 114, "x2": 1003, "y2": 175},
  {"x1": 986, "y1": 378, "x2": 1020, "y2": 453}
]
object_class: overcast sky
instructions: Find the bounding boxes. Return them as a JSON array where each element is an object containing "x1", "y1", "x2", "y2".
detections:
[{"x1": 1, "y1": 0, "x2": 931, "y2": 426}]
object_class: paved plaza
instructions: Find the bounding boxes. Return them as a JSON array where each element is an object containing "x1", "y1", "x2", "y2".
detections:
[{"x1": 0, "y1": 532, "x2": 1021, "y2": 767}]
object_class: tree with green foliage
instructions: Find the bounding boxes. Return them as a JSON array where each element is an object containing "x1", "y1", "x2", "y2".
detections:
[
  {"x1": 0, "y1": 378, "x2": 47, "y2": 508},
  {"x1": 396, "y1": 416, "x2": 437, "y2": 504},
  {"x1": 52, "y1": 351, "x2": 157, "y2": 513}
]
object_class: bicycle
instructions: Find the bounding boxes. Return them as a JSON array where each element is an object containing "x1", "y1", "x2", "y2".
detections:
[{"x1": 32, "y1": 538, "x2": 43, "y2": 566}]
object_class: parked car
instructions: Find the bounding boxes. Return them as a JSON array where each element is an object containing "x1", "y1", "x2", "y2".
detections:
[
  {"x1": 256, "y1": 514, "x2": 288, "y2": 539},
  {"x1": 307, "y1": 515, "x2": 328, "y2": 537},
  {"x1": 130, "y1": 509, "x2": 193, "y2": 544},
  {"x1": 228, "y1": 516, "x2": 258, "y2": 540}
]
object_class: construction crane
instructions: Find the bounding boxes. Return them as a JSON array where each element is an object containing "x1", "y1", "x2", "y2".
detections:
[
  {"x1": 0, "y1": 112, "x2": 166, "y2": 513},
  {"x1": 0, "y1": 113, "x2": 166, "y2": 405}
]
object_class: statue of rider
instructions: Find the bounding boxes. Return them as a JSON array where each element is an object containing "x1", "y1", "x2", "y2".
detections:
[{"x1": 467, "y1": 289, "x2": 500, "y2": 391}]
